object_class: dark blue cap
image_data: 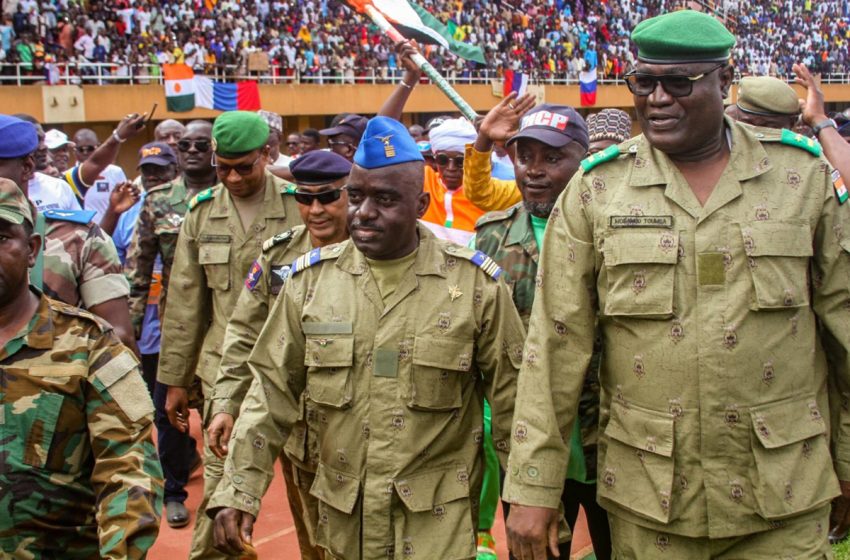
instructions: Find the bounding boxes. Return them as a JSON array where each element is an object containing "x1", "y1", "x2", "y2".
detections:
[
  {"x1": 0, "y1": 114, "x2": 38, "y2": 159},
  {"x1": 354, "y1": 117, "x2": 423, "y2": 170},
  {"x1": 290, "y1": 150, "x2": 352, "y2": 185},
  {"x1": 138, "y1": 141, "x2": 177, "y2": 167}
]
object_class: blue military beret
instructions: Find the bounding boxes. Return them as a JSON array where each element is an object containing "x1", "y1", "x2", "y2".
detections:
[
  {"x1": 0, "y1": 114, "x2": 38, "y2": 159},
  {"x1": 290, "y1": 150, "x2": 352, "y2": 185},
  {"x1": 354, "y1": 116, "x2": 423, "y2": 170}
]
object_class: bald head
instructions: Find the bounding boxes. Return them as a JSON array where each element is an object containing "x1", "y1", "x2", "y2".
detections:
[
  {"x1": 73, "y1": 128, "x2": 99, "y2": 163},
  {"x1": 155, "y1": 119, "x2": 186, "y2": 150}
]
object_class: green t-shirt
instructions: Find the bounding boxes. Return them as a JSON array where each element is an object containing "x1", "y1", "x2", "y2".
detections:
[
  {"x1": 530, "y1": 213, "x2": 590, "y2": 484},
  {"x1": 366, "y1": 249, "x2": 418, "y2": 303}
]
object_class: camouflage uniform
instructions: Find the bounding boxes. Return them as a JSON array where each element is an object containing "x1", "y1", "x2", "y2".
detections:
[
  {"x1": 125, "y1": 176, "x2": 197, "y2": 334},
  {"x1": 503, "y1": 122, "x2": 850, "y2": 556},
  {"x1": 211, "y1": 224, "x2": 322, "y2": 559},
  {"x1": 38, "y1": 209, "x2": 129, "y2": 308},
  {"x1": 0, "y1": 293, "x2": 163, "y2": 559},
  {"x1": 208, "y1": 228, "x2": 526, "y2": 560},
  {"x1": 157, "y1": 171, "x2": 302, "y2": 560},
  {"x1": 475, "y1": 203, "x2": 599, "y2": 479}
]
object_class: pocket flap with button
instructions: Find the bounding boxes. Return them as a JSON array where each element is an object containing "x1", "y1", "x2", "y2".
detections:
[
  {"x1": 749, "y1": 396, "x2": 826, "y2": 449},
  {"x1": 94, "y1": 352, "x2": 153, "y2": 423},
  {"x1": 412, "y1": 337, "x2": 474, "y2": 371},
  {"x1": 604, "y1": 403, "x2": 675, "y2": 457},
  {"x1": 309, "y1": 462, "x2": 361, "y2": 514},
  {"x1": 304, "y1": 337, "x2": 354, "y2": 368},
  {"x1": 604, "y1": 230, "x2": 679, "y2": 266},
  {"x1": 198, "y1": 243, "x2": 230, "y2": 264},
  {"x1": 394, "y1": 467, "x2": 471, "y2": 513},
  {"x1": 742, "y1": 222, "x2": 813, "y2": 257}
]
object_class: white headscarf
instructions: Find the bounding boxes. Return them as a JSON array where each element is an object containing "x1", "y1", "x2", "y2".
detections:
[{"x1": 428, "y1": 118, "x2": 477, "y2": 153}]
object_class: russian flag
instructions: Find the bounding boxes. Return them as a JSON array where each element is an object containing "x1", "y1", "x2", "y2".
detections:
[
  {"x1": 503, "y1": 69, "x2": 529, "y2": 98},
  {"x1": 194, "y1": 77, "x2": 261, "y2": 112},
  {"x1": 579, "y1": 70, "x2": 597, "y2": 107}
]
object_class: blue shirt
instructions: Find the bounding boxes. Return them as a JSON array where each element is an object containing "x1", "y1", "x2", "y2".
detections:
[{"x1": 112, "y1": 192, "x2": 162, "y2": 355}]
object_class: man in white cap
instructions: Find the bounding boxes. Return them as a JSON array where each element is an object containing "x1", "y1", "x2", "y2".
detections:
[{"x1": 45, "y1": 128, "x2": 74, "y2": 174}]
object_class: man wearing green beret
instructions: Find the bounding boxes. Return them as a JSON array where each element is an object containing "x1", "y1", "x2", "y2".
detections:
[
  {"x1": 505, "y1": 10, "x2": 850, "y2": 559},
  {"x1": 157, "y1": 110, "x2": 302, "y2": 559}
]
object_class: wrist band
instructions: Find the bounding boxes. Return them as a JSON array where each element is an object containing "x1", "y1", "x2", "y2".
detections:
[
  {"x1": 400, "y1": 81, "x2": 414, "y2": 89},
  {"x1": 111, "y1": 130, "x2": 127, "y2": 144}
]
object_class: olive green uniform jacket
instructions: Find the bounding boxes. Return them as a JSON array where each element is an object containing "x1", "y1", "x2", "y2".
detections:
[
  {"x1": 208, "y1": 228, "x2": 526, "y2": 559},
  {"x1": 503, "y1": 120, "x2": 850, "y2": 539}
]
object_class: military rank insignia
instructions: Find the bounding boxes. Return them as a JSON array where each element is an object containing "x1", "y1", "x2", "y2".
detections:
[
  {"x1": 380, "y1": 135, "x2": 396, "y2": 158},
  {"x1": 832, "y1": 168, "x2": 848, "y2": 205},
  {"x1": 245, "y1": 260, "x2": 263, "y2": 291}
]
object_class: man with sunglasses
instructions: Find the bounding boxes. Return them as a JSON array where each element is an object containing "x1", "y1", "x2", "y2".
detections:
[
  {"x1": 207, "y1": 115, "x2": 525, "y2": 560},
  {"x1": 70, "y1": 128, "x2": 130, "y2": 223},
  {"x1": 206, "y1": 150, "x2": 351, "y2": 560},
  {"x1": 157, "y1": 111, "x2": 303, "y2": 559},
  {"x1": 506, "y1": 10, "x2": 850, "y2": 560},
  {"x1": 285, "y1": 132, "x2": 302, "y2": 158},
  {"x1": 319, "y1": 113, "x2": 367, "y2": 162},
  {"x1": 124, "y1": 120, "x2": 217, "y2": 531}
]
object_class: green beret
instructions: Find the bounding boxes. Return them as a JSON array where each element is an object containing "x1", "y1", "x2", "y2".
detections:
[
  {"x1": 212, "y1": 111, "x2": 270, "y2": 156},
  {"x1": 631, "y1": 10, "x2": 736, "y2": 64},
  {"x1": 736, "y1": 76, "x2": 800, "y2": 116}
]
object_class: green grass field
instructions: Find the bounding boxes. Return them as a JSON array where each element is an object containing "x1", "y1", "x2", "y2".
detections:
[{"x1": 836, "y1": 540, "x2": 850, "y2": 559}]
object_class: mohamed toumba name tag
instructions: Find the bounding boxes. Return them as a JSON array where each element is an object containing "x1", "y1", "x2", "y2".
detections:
[{"x1": 609, "y1": 216, "x2": 674, "y2": 228}]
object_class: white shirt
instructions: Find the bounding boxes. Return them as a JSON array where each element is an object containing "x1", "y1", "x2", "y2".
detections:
[
  {"x1": 83, "y1": 164, "x2": 127, "y2": 224},
  {"x1": 29, "y1": 172, "x2": 82, "y2": 212}
]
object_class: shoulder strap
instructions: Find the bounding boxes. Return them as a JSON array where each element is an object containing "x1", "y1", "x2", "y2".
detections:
[
  {"x1": 289, "y1": 243, "x2": 344, "y2": 277},
  {"x1": 42, "y1": 208, "x2": 96, "y2": 224},
  {"x1": 188, "y1": 187, "x2": 215, "y2": 211},
  {"x1": 444, "y1": 245, "x2": 502, "y2": 280},
  {"x1": 262, "y1": 228, "x2": 296, "y2": 252},
  {"x1": 580, "y1": 144, "x2": 622, "y2": 172},
  {"x1": 778, "y1": 128, "x2": 822, "y2": 157},
  {"x1": 31, "y1": 211, "x2": 46, "y2": 291}
]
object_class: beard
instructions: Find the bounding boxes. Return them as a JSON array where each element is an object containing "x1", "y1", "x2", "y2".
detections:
[{"x1": 523, "y1": 200, "x2": 556, "y2": 218}]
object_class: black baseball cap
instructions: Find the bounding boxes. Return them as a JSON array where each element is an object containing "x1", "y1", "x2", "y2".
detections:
[
  {"x1": 319, "y1": 114, "x2": 368, "y2": 142},
  {"x1": 506, "y1": 104, "x2": 589, "y2": 150}
]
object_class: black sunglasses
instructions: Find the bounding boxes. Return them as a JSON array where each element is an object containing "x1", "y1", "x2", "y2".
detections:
[
  {"x1": 75, "y1": 145, "x2": 96, "y2": 154},
  {"x1": 435, "y1": 154, "x2": 464, "y2": 167},
  {"x1": 177, "y1": 139, "x2": 211, "y2": 152},
  {"x1": 213, "y1": 153, "x2": 261, "y2": 176},
  {"x1": 328, "y1": 139, "x2": 355, "y2": 150},
  {"x1": 625, "y1": 64, "x2": 725, "y2": 98},
  {"x1": 293, "y1": 187, "x2": 344, "y2": 206}
]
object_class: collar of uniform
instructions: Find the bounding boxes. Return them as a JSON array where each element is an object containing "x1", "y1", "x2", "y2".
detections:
[
  {"x1": 627, "y1": 135, "x2": 673, "y2": 188},
  {"x1": 336, "y1": 224, "x2": 446, "y2": 278},
  {"x1": 20, "y1": 291, "x2": 54, "y2": 351},
  {"x1": 725, "y1": 116, "x2": 774, "y2": 182},
  {"x1": 210, "y1": 171, "x2": 288, "y2": 219},
  {"x1": 504, "y1": 204, "x2": 535, "y2": 248}
]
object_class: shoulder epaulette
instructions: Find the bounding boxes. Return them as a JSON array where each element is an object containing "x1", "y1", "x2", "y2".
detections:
[
  {"x1": 777, "y1": 128, "x2": 822, "y2": 157},
  {"x1": 279, "y1": 182, "x2": 297, "y2": 195},
  {"x1": 289, "y1": 243, "x2": 345, "y2": 277},
  {"x1": 444, "y1": 245, "x2": 502, "y2": 280},
  {"x1": 188, "y1": 187, "x2": 215, "y2": 210},
  {"x1": 475, "y1": 205, "x2": 518, "y2": 230},
  {"x1": 49, "y1": 298, "x2": 109, "y2": 330},
  {"x1": 42, "y1": 208, "x2": 96, "y2": 224},
  {"x1": 262, "y1": 228, "x2": 296, "y2": 252},
  {"x1": 580, "y1": 144, "x2": 622, "y2": 172}
]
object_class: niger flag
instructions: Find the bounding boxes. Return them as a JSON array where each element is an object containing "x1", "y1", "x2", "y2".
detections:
[{"x1": 163, "y1": 64, "x2": 195, "y2": 112}]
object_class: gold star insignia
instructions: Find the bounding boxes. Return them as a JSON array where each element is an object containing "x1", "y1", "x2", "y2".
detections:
[{"x1": 448, "y1": 285, "x2": 463, "y2": 302}]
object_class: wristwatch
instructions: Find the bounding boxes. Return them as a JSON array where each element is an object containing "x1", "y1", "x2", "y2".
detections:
[{"x1": 812, "y1": 118, "x2": 837, "y2": 136}]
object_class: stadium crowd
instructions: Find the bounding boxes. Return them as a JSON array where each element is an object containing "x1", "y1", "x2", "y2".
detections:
[{"x1": 1, "y1": 0, "x2": 849, "y2": 85}]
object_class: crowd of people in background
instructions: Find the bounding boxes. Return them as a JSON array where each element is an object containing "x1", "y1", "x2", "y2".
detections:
[{"x1": 1, "y1": 0, "x2": 849, "y2": 85}]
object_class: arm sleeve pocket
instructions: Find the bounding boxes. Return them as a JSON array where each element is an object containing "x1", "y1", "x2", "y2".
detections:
[{"x1": 94, "y1": 351, "x2": 154, "y2": 423}]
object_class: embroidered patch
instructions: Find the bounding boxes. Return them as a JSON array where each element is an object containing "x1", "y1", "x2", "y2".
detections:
[{"x1": 609, "y1": 215, "x2": 673, "y2": 228}]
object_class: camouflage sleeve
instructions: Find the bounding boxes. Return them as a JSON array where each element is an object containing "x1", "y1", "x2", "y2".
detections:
[
  {"x1": 502, "y1": 173, "x2": 596, "y2": 509},
  {"x1": 476, "y1": 275, "x2": 526, "y2": 467},
  {"x1": 211, "y1": 252, "x2": 273, "y2": 418},
  {"x1": 78, "y1": 223, "x2": 131, "y2": 308},
  {"x1": 207, "y1": 275, "x2": 306, "y2": 518},
  {"x1": 157, "y1": 212, "x2": 210, "y2": 387},
  {"x1": 125, "y1": 197, "x2": 158, "y2": 335},
  {"x1": 87, "y1": 332, "x2": 163, "y2": 558}
]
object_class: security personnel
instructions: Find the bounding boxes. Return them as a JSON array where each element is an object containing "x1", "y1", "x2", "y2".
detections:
[
  {"x1": 0, "y1": 115, "x2": 137, "y2": 353},
  {"x1": 505, "y1": 10, "x2": 850, "y2": 559},
  {"x1": 0, "y1": 179, "x2": 163, "y2": 559},
  {"x1": 473, "y1": 104, "x2": 610, "y2": 559},
  {"x1": 207, "y1": 117, "x2": 527, "y2": 560},
  {"x1": 157, "y1": 111, "x2": 303, "y2": 559},
  {"x1": 727, "y1": 75, "x2": 801, "y2": 130},
  {"x1": 207, "y1": 150, "x2": 352, "y2": 560}
]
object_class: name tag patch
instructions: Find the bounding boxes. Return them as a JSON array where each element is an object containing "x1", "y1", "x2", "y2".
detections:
[{"x1": 609, "y1": 216, "x2": 674, "y2": 229}]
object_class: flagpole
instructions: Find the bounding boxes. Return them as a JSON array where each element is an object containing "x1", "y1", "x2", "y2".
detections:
[{"x1": 362, "y1": 4, "x2": 478, "y2": 121}]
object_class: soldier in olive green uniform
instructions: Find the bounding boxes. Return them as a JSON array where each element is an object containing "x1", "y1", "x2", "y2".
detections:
[
  {"x1": 505, "y1": 12, "x2": 850, "y2": 560},
  {"x1": 207, "y1": 150, "x2": 352, "y2": 560},
  {"x1": 0, "y1": 180, "x2": 163, "y2": 559},
  {"x1": 209, "y1": 117, "x2": 526, "y2": 560},
  {"x1": 157, "y1": 111, "x2": 303, "y2": 559}
]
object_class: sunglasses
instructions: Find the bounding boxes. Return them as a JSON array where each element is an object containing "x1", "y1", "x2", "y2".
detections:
[
  {"x1": 625, "y1": 64, "x2": 725, "y2": 98},
  {"x1": 435, "y1": 154, "x2": 465, "y2": 167},
  {"x1": 177, "y1": 139, "x2": 211, "y2": 152},
  {"x1": 75, "y1": 145, "x2": 96, "y2": 154},
  {"x1": 213, "y1": 153, "x2": 261, "y2": 176},
  {"x1": 328, "y1": 139, "x2": 355, "y2": 150},
  {"x1": 293, "y1": 187, "x2": 344, "y2": 206}
]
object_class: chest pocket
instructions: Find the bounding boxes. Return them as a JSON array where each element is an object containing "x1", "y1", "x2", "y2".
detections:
[
  {"x1": 198, "y1": 243, "x2": 231, "y2": 290},
  {"x1": 408, "y1": 337, "x2": 473, "y2": 411},
  {"x1": 603, "y1": 229, "x2": 678, "y2": 318},
  {"x1": 304, "y1": 336, "x2": 354, "y2": 409},
  {"x1": 741, "y1": 222, "x2": 812, "y2": 310}
]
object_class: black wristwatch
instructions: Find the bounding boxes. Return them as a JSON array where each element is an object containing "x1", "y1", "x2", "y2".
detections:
[{"x1": 812, "y1": 118, "x2": 837, "y2": 136}]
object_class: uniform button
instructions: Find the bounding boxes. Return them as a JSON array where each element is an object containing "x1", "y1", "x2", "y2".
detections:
[
  {"x1": 233, "y1": 474, "x2": 244, "y2": 484},
  {"x1": 526, "y1": 466, "x2": 539, "y2": 478}
]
